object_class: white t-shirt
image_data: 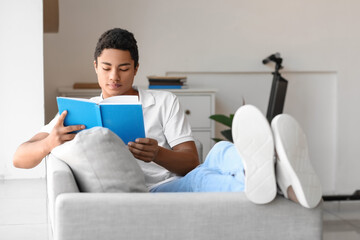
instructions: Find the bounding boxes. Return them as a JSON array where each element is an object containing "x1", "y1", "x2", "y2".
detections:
[{"x1": 42, "y1": 89, "x2": 194, "y2": 189}]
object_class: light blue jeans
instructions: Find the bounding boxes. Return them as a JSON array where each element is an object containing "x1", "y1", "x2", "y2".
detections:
[{"x1": 150, "y1": 141, "x2": 245, "y2": 192}]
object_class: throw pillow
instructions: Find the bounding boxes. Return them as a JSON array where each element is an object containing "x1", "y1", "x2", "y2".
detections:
[{"x1": 51, "y1": 127, "x2": 148, "y2": 193}]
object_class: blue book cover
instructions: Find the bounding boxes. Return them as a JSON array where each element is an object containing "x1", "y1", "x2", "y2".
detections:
[{"x1": 56, "y1": 96, "x2": 145, "y2": 144}]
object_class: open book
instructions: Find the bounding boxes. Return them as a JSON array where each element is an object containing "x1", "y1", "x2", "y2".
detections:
[{"x1": 56, "y1": 96, "x2": 145, "y2": 144}]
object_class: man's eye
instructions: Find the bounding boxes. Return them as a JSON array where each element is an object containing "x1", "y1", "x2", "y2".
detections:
[
  {"x1": 102, "y1": 68, "x2": 110, "y2": 71},
  {"x1": 120, "y1": 68, "x2": 129, "y2": 72}
]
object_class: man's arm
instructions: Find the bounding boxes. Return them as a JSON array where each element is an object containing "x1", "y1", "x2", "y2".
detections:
[
  {"x1": 13, "y1": 111, "x2": 85, "y2": 169},
  {"x1": 128, "y1": 139, "x2": 199, "y2": 176}
]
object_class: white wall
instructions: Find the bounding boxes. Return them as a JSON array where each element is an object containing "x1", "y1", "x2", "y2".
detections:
[
  {"x1": 44, "y1": 0, "x2": 360, "y2": 195},
  {"x1": 0, "y1": 0, "x2": 44, "y2": 179}
]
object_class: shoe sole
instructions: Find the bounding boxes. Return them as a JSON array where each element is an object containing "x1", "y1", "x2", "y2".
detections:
[
  {"x1": 232, "y1": 105, "x2": 276, "y2": 204},
  {"x1": 271, "y1": 114, "x2": 322, "y2": 208}
]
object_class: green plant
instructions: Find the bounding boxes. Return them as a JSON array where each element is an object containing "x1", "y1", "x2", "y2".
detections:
[
  {"x1": 209, "y1": 97, "x2": 245, "y2": 143},
  {"x1": 209, "y1": 113, "x2": 234, "y2": 143}
]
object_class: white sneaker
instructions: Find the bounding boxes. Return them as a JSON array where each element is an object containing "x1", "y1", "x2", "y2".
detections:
[
  {"x1": 271, "y1": 114, "x2": 322, "y2": 208},
  {"x1": 232, "y1": 105, "x2": 277, "y2": 204}
]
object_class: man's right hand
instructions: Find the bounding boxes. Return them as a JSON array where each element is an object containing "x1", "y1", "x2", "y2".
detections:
[
  {"x1": 46, "y1": 110, "x2": 85, "y2": 151},
  {"x1": 13, "y1": 111, "x2": 85, "y2": 169}
]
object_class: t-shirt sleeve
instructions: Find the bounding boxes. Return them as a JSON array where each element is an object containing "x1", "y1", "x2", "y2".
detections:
[
  {"x1": 40, "y1": 113, "x2": 59, "y2": 133},
  {"x1": 163, "y1": 95, "x2": 194, "y2": 148}
]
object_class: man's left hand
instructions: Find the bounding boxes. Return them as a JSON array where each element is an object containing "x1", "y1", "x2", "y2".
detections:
[{"x1": 128, "y1": 138, "x2": 160, "y2": 163}]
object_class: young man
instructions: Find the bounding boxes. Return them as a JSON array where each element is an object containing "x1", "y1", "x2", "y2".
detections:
[
  {"x1": 13, "y1": 28, "x2": 199, "y2": 186},
  {"x1": 13, "y1": 28, "x2": 322, "y2": 208}
]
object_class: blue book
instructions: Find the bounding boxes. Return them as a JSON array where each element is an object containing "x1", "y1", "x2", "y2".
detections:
[
  {"x1": 56, "y1": 96, "x2": 145, "y2": 144},
  {"x1": 148, "y1": 85, "x2": 188, "y2": 89}
]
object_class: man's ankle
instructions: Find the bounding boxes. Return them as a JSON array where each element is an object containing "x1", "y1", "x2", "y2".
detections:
[{"x1": 287, "y1": 186, "x2": 300, "y2": 204}]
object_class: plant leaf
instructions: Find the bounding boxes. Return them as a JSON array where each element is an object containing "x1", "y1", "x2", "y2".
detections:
[
  {"x1": 209, "y1": 114, "x2": 232, "y2": 127},
  {"x1": 211, "y1": 138, "x2": 223, "y2": 143},
  {"x1": 230, "y1": 114, "x2": 234, "y2": 122},
  {"x1": 221, "y1": 129, "x2": 233, "y2": 142}
]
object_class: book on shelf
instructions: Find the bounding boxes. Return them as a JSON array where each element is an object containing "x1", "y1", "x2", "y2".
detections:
[
  {"x1": 148, "y1": 76, "x2": 187, "y2": 84},
  {"x1": 73, "y1": 82, "x2": 101, "y2": 89},
  {"x1": 56, "y1": 96, "x2": 145, "y2": 144},
  {"x1": 149, "y1": 80, "x2": 186, "y2": 86},
  {"x1": 147, "y1": 76, "x2": 188, "y2": 89},
  {"x1": 147, "y1": 76, "x2": 187, "y2": 81},
  {"x1": 148, "y1": 84, "x2": 189, "y2": 89}
]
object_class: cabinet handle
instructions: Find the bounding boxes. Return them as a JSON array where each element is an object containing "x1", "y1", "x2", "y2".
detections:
[{"x1": 185, "y1": 110, "x2": 191, "y2": 115}]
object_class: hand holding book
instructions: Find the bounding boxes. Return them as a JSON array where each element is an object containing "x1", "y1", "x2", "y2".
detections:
[
  {"x1": 56, "y1": 96, "x2": 146, "y2": 144},
  {"x1": 128, "y1": 138, "x2": 159, "y2": 163}
]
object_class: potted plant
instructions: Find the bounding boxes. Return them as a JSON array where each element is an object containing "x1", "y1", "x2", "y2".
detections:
[
  {"x1": 209, "y1": 113, "x2": 234, "y2": 142},
  {"x1": 209, "y1": 97, "x2": 245, "y2": 143}
]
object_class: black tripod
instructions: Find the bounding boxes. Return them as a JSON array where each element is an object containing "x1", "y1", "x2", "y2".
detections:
[{"x1": 263, "y1": 53, "x2": 288, "y2": 123}]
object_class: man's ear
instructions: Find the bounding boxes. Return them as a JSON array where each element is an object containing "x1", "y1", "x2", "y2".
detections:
[
  {"x1": 94, "y1": 60, "x2": 98, "y2": 73},
  {"x1": 134, "y1": 63, "x2": 139, "y2": 75}
]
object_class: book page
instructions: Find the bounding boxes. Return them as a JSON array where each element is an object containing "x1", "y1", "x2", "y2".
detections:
[
  {"x1": 100, "y1": 95, "x2": 140, "y2": 105},
  {"x1": 59, "y1": 97, "x2": 93, "y2": 102}
]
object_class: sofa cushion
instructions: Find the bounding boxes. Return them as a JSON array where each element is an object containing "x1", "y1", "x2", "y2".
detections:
[{"x1": 51, "y1": 127, "x2": 148, "y2": 193}]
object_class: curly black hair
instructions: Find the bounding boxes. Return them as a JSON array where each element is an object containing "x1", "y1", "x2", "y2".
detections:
[{"x1": 94, "y1": 28, "x2": 139, "y2": 68}]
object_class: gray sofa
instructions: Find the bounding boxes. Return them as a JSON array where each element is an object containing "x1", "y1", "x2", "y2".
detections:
[{"x1": 46, "y1": 154, "x2": 323, "y2": 240}]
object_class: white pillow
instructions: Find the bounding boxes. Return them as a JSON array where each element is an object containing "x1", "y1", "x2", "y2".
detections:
[{"x1": 51, "y1": 127, "x2": 148, "y2": 193}]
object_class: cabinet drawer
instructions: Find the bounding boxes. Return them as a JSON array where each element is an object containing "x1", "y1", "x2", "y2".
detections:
[{"x1": 177, "y1": 95, "x2": 211, "y2": 129}]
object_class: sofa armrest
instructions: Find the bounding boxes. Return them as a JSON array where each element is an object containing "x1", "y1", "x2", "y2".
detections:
[
  {"x1": 46, "y1": 154, "x2": 79, "y2": 231},
  {"x1": 55, "y1": 192, "x2": 322, "y2": 240},
  {"x1": 194, "y1": 138, "x2": 203, "y2": 162}
]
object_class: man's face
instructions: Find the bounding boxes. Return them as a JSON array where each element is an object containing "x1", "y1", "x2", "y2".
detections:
[{"x1": 94, "y1": 48, "x2": 139, "y2": 99}]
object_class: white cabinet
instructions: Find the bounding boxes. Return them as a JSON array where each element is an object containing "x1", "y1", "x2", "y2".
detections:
[
  {"x1": 177, "y1": 95, "x2": 212, "y2": 128},
  {"x1": 58, "y1": 88, "x2": 216, "y2": 161},
  {"x1": 167, "y1": 89, "x2": 216, "y2": 161}
]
